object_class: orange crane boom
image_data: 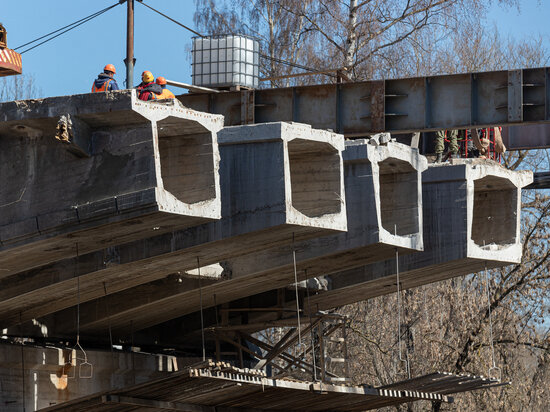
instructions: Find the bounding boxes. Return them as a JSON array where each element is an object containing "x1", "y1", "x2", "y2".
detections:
[{"x1": 0, "y1": 23, "x2": 22, "y2": 77}]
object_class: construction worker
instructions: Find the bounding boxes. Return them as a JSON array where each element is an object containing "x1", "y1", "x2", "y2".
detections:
[
  {"x1": 470, "y1": 127, "x2": 506, "y2": 159},
  {"x1": 91, "y1": 64, "x2": 120, "y2": 92},
  {"x1": 435, "y1": 129, "x2": 460, "y2": 163},
  {"x1": 155, "y1": 77, "x2": 175, "y2": 99},
  {"x1": 136, "y1": 70, "x2": 162, "y2": 101}
]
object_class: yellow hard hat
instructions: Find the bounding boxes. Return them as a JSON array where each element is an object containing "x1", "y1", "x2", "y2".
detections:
[{"x1": 141, "y1": 70, "x2": 154, "y2": 83}]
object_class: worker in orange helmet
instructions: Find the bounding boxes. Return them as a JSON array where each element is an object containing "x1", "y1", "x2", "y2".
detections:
[
  {"x1": 156, "y1": 77, "x2": 175, "y2": 99},
  {"x1": 91, "y1": 64, "x2": 120, "y2": 92},
  {"x1": 136, "y1": 70, "x2": 162, "y2": 101}
]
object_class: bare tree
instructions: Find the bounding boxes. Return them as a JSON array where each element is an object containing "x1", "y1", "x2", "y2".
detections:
[
  {"x1": 0, "y1": 74, "x2": 41, "y2": 102},
  {"x1": 195, "y1": 0, "x2": 521, "y2": 83},
  {"x1": 194, "y1": 0, "x2": 317, "y2": 87},
  {"x1": 195, "y1": 1, "x2": 550, "y2": 410}
]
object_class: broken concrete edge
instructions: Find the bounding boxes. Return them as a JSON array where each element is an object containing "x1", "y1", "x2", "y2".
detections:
[
  {"x1": 345, "y1": 139, "x2": 427, "y2": 250},
  {"x1": 0, "y1": 89, "x2": 225, "y2": 139},
  {"x1": 0, "y1": 89, "x2": 135, "y2": 123}
]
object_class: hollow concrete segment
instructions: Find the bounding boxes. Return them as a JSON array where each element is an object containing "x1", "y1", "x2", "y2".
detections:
[
  {"x1": 0, "y1": 90, "x2": 222, "y2": 276},
  {"x1": 223, "y1": 139, "x2": 426, "y2": 280},
  {"x1": 217, "y1": 122, "x2": 346, "y2": 230},
  {"x1": 50, "y1": 139, "x2": 425, "y2": 337},
  {"x1": 306, "y1": 159, "x2": 533, "y2": 311},
  {"x1": 0, "y1": 122, "x2": 346, "y2": 330}
]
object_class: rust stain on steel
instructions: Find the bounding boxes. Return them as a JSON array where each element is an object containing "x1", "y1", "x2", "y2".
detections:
[
  {"x1": 296, "y1": 84, "x2": 332, "y2": 99},
  {"x1": 370, "y1": 80, "x2": 385, "y2": 132},
  {"x1": 240, "y1": 90, "x2": 255, "y2": 125}
]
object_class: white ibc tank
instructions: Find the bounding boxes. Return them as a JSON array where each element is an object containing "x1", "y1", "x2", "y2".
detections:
[{"x1": 192, "y1": 34, "x2": 259, "y2": 89}]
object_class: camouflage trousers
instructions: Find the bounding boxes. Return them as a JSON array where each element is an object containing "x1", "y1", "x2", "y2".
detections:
[{"x1": 435, "y1": 130, "x2": 460, "y2": 154}]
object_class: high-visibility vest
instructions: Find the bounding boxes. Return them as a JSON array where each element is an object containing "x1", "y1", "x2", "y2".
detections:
[
  {"x1": 138, "y1": 88, "x2": 160, "y2": 101},
  {"x1": 91, "y1": 78, "x2": 113, "y2": 93},
  {"x1": 158, "y1": 88, "x2": 175, "y2": 99}
]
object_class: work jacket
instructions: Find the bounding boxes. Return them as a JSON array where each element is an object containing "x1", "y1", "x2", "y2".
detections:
[
  {"x1": 158, "y1": 86, "x2": 175, "y2": 99},
  {"x1": 137, "y1": 82, "x2": 163, "y2": 101},
  {"x1": 92, "y1": 73, "x2": 119, "y2": 92}
]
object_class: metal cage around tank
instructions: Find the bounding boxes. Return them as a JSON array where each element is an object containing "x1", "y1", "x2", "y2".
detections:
[{"x1": 191, "y1": 34, "x2": 260, "y2": 89}]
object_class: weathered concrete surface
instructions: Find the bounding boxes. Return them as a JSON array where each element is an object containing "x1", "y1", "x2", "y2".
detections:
[
  {"x1": 0, "y1": 342, "x2": 198, "y2": 412},
  {"x1": 0, "y1": 122, "x2": 346, "y2": 329},
  {"x1": 0, "y1": 90, "x2": 223, "y2": 276},
  {"x1": 40, "y1": 140, "x2": 426, "y2": 337},
  {"x1": 306, "y1": 159, "x2": 533, "y2": 311}
]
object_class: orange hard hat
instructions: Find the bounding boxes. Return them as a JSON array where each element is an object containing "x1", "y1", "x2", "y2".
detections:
[
  {"x1": 156, "y1": 76, "x2": 167, "y2": 85},
  {"x1": 104, "y1": 64, "x2": 116, "y2": 74},
  {"x1": 141, "y1": 70, "x2": 154, "y2": 83}
]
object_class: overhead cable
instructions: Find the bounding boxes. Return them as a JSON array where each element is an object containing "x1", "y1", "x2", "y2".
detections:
[
  {"x1": 136, "y1": 0, "x2": 204, "y2": 38},
  {"x1": 136, "y1": 0, "x2": 323, "y2": 74},
  {"x1": 15, "y1": 1, "x2": 123, "y2": 54}
]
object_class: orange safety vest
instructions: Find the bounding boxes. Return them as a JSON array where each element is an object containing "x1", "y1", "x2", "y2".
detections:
[
  {"x1": 91, "y1": 78, "x2": 113, "y2": 93},
  {"x1": 158, "y1": 88, "x2": 175, "y2": 99}
]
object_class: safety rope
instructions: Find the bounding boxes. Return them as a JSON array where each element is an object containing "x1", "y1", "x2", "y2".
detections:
[{"x1": 15, "y1": 2, "x2": 123, "y2": 54}]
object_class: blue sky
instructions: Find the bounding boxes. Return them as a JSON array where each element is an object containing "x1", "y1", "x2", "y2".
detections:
[
  {"x1": 2, "y1": 0, "x2": 549, "y2": 98},
  {"x1": 3, "y1": 1, "x2": 197, "y2": 97}
]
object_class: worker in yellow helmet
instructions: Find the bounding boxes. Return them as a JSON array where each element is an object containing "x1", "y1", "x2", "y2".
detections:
[
  {"x1": 136, "y1": 70, "x2": 162, "y2": 101},
  {"x1": 156, "y1": 77, "x2": 175, "y2": 99},
  {"x1": 91, "y1": 64, "x2": 119, "y2": 92}
]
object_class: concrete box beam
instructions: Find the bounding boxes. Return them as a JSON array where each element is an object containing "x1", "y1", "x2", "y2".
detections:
[
  {"x1": 0, "y1": 122, "x2": 346, "y2": 330},
  {"x1": 0, "y1": 90, "x2": 223, "y2": 276},
  {"x1": 306, "y1": 159, "x2": 533, "y2": 311},
  {"x1": 45, "y1": 140, "x2": 426, "y2": 337}
]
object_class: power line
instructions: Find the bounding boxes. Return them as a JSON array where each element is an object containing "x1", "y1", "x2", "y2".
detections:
[
  {"x1": 136, "y1": 0, "x2": 204, "y2": 38},
  {"x1": 260, "y1": 54, "x2": 328, "y2": 74},
  {"x1": 15, "y1": 1, "x2": 123, "y2": 54},
  {"x1": 136, "y1": 0, "x2": 324, "y2": 75}
]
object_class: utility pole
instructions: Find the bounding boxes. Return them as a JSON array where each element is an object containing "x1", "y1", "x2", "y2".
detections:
[{"x1": 124, "y1": 0, "x2": 135, "y2": 88}]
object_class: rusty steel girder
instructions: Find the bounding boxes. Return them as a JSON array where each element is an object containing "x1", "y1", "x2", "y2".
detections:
[{"x1": 179, "y1": 67, "x2": 550, "y2": 143}]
